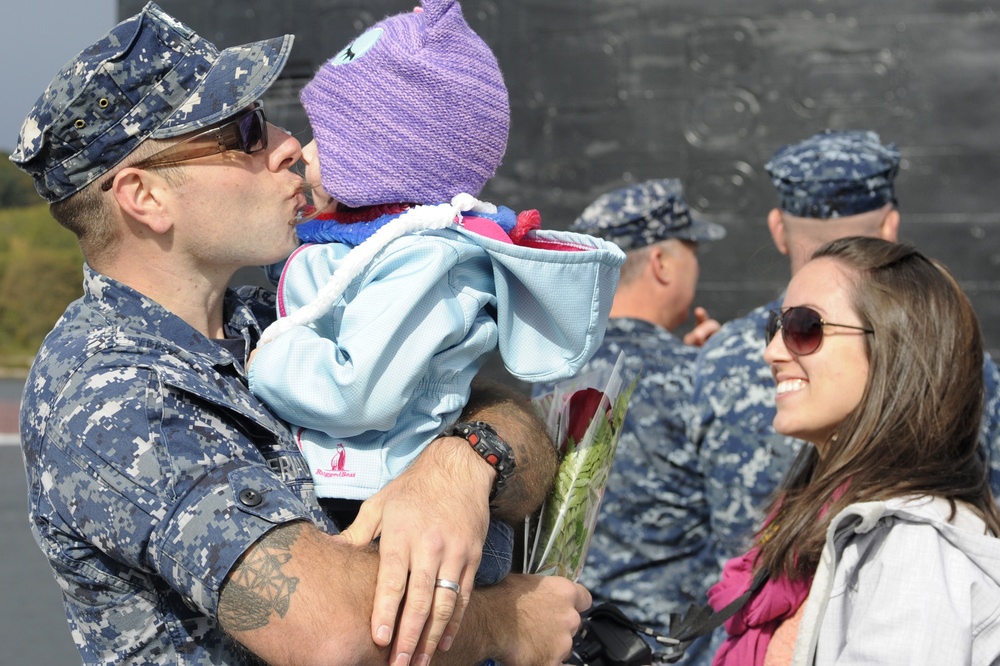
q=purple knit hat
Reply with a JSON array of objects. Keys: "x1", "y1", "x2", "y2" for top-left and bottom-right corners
[{"x1": 301, "y1": 0, "x2": 509, "y2": 208}]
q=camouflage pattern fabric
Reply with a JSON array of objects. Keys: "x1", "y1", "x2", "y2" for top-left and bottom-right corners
[
  {"x1": 570, "y1": 178, "x2": 726, "y2": 251},
  {"x1": 689, "y1": 298, "x2": 800, "y2": 562},
  {"x1": 20, "y1": 265, "x2": 332, "y2": 664},
  {"x1": 691, "y1": 296, "x2": 1000, "y2": 567},
  {"x1": 536, "y1": 317, "x2": 719, "y2": 664},
  {"x1": 981, "y1": 363, "x2": 1000, "y2": 495},
  {"x1": 764, "y1": 129, "x2": 901, "y2": 219}
]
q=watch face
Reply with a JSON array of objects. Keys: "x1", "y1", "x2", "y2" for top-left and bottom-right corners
[{"x1": 447, "y1": 421, "x2": 516, "y2": 497}]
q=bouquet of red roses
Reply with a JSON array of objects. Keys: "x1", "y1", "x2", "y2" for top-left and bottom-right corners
[{"x1": 524, "y1": 351, "x2": 637, "y2": 581}]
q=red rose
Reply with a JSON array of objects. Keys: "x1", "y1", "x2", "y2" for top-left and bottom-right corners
[{"x1": 562, "y1": 388, "x2": 611, "y2": 453}]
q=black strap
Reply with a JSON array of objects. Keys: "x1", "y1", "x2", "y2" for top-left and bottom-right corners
[
  {"x1": 658, "y1": 571, "x2": 769, "y2": 662},
  {"x1": 569, "y1": 572, "x2": 770, "y2": 665},
  {"x1": 672, "y1": 571, "x2": 768, "y2": 640},
  {"x1": 570, "y1": 604, "x2": 660, "y2": 666}
]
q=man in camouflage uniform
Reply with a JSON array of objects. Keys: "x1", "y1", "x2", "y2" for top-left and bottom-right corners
[
  {"x1": 691, "y1": 128, "x2": 1000, "y2": 575},
  {"x1": 10, "y1": 4, "x2": 591, "y2": 665},
  {"x1": 539, "y1": 178, "x2": 725, "y2": 663}
]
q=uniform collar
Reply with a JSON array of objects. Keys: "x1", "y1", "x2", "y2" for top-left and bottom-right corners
[{"x1": 81, "y1": 264, "x2": 265, "y2": 367}]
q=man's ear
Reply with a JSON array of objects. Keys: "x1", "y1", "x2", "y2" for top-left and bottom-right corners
[
  {"x1": 767, "y1": 208, "x2": 789, "y2": 256},
  {"x1": 879, "y1": 208, "x2": 900, "y2": 242},
  {"x1": 110, "y1": 169, "x2": 173, "y2": 235},
  {"x1": 649, "y1": 243, "x2": 672, "y2": 285}
]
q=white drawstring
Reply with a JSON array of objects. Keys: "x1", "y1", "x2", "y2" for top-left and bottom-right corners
[{"x1": 259, "y1": 193, "x2": 493, "y2": 345}]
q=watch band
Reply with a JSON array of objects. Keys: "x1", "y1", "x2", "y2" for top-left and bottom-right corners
[{"x1": 440, "y1": 420, "x2": 516, "y2": 500}]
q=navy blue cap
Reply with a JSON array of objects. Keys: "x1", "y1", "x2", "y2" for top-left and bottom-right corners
[
  {"x1": 764, "y1": 129, "x2": 901, "y2": 219},
  {"x1": 570, "y1": 178, "x2": 726, "y2": 252},
  {"x1": 10, "y1": 2, "x2": 294, "y2": 203}
]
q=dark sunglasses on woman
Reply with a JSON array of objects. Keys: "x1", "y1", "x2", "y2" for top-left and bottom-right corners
[
  {"x1": 766, "y1": 306, "x2": 874, "y2": 356},
  {"x1": 101, "y1": 102, "x2": 268, "y2": 192}
]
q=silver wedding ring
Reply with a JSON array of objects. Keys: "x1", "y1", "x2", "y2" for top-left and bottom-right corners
[{"x1": 434, "y1": 578, "x2": 461, "y2": 594}]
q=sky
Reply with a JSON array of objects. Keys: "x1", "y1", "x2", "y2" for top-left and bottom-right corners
[{"x1": 1, "y1": 1, "x2": 118, "y2": 153}]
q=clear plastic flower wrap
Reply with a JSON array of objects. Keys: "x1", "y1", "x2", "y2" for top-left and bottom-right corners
[{"x1": 524, "y1": 351, "x2": 638, "y2": 581}]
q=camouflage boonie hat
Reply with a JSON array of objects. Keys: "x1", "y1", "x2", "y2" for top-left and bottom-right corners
[
  {"x1": 9, "y1": 1, "x2": 294, "y2": 203},
  {"x1": 764, "y1": 129, "x2": 901, "y2": 219},
  {"x1": 570, "y1": 178, "x2": 726, "y2": 252}
]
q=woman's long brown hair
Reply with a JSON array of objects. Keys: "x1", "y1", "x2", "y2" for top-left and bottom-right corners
[{"x1": 756, "y1": 236, "x2": 1000, "y2": 580}]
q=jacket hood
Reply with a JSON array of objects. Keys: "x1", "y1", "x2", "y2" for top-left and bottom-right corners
[{"x1": 833, "y1": 495, "x2": 1000, "y2": 585}]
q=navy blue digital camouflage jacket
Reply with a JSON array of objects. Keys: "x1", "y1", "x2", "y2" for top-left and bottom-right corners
[{"x1": 20, "y1": 265, "x2": 334, "y2": 665}]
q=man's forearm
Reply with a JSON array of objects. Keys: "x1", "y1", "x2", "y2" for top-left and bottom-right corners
[
  {"x1": 220, "y1": 523, "x2": 389, "y2": 666},
  {"x1": 462, "y1": 379, "x2": 558, "y2": 522},
  {"x1": 219, "y1": 524, "x2": 505, "y2": 665},
  {"x1": 219, "y1": 522, "x2": 587, "y2": 666}
]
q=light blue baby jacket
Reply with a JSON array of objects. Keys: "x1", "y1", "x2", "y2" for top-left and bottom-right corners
[{"x1": 249, "y1": 217, "x2": 624, "y2": 499}]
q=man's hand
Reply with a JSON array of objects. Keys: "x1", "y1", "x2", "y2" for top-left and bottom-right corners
[
  {"x1": 339, "y1": 379, "x2": 558, "y2": 666},
  {"x1": 683, "y1": 306, "x2": 721, "y2": 347},
  {"x1": 339, "y1": 435, "x2": 493, "y2": 666},
  {"x1": 471, "y1": 573, "x2": 593, "y2": 665}
]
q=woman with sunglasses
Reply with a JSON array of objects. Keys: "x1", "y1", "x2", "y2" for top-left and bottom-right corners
[{"x1": 708, "y1": 236, "x2": 1000, "y2": 665}]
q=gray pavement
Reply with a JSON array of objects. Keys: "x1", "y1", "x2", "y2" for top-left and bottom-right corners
[
  {"x1": 1, "y1": 445, "x2": 80, "y2": 664},
  {"x1": 0, "y1": 376, "x2": 78, "y2": 663}
]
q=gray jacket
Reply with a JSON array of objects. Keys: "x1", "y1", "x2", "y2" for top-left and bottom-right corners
[{"x1": 792, "y1": 496, "x2": 1000, "y2": 665}]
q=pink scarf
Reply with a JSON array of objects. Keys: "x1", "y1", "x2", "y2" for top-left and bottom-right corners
[{"x1": 707, "y1": 547, "x2": 811, "y2": 666}]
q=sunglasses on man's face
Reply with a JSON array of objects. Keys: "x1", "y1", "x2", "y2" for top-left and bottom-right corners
[
  {"x1": 101, "y1": 103, "x2": 268, "y2": 192},
  {"x1": 765, "y1": 306, "x2": 874, "y2": 356}
]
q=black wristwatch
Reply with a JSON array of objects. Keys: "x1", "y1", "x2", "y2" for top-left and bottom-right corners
[{"x1": 440, "y1": 420, "x2": 516, "y2": 500}]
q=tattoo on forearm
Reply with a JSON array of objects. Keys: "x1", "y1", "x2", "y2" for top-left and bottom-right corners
[{"x1": 219, "y1": 523, "x2": 302, "y2": 632}]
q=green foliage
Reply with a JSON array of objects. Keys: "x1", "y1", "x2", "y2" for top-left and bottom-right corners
[
  {"x1": 0, "y1": 151, "x2": 42, "y2": 208},
  {"x1": 0, "y1": 204, "x2": 83, "y2": 367}
]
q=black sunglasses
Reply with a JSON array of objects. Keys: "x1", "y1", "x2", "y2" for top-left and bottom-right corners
[
  {"x1": 101, "y1": 103, "x2": 268, "y2": 192},
  {"x1": 765, "y1": 306, "x2": 874, "y2": 356}
]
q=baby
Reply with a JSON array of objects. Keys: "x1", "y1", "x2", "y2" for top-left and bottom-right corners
[{"x1": 249, "y1": 0, "x2": 624, "y2": 585}]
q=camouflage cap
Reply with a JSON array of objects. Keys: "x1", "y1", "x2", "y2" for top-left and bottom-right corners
[
  {"x1": 764, "y1": 129, "x2": 901, "y2": 219},
  {"x1": 570, "y1": 178, "x2": 726, "y2": 252},
  {"x1": 9, "y1": 2, "x2": 294, "y2": 203}
]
